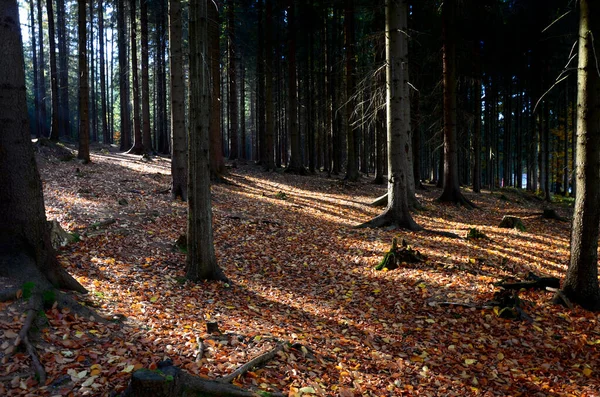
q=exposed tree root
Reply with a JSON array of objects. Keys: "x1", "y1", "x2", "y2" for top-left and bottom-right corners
[
  {"x1": 12, "y1": 294, "x2": 47, "y2": 384},
  {"x1": 370, "y1": 193, "x2": 388, "y2": 207},
  {"x1": 355, "y1": 210, "x2": 422, "y2": 231},
  {"x1": 437, "y1": 189, "x2": 477, "y2": 209},
  {"x1": 125, "y1": 343, "x2": 287, "y2": 397}
]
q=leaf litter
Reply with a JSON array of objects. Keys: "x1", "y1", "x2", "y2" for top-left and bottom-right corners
[{"x1": 0, "y1": 148, "x2": 598, "y2": 396}]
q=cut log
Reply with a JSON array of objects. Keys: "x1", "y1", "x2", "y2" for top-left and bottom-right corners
[{"x1": 498, "y1": 215, "x2": 526, "y2": 231}]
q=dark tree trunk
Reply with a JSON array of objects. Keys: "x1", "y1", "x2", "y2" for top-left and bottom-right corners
[
  {"x1": 0, "y1": 0, "x2": 85, "y2": 294},
  {"x1": 46, "y1": 0, "x2": 60, "y2": 141},
  {"x1": 561, "y1": 0, "x2": 600, "y2": 311},
  {"x1": 285, "y1": 0, "x2": 305, "y2": 174},
  {"x1": 118, "y1": 0, "x2": 131, "y2": 150},
  {"x1": 472, "y1": 42, "x2": 482, "y2": 193},
  {"x1": 208, "y1": 0, "x2": 226, "y2": 181},
  {"x1": 140, "y1": 0, "x2": 151, "y2": 153},
  {"x1": 89, "y1": 0, "x2": 96, "y2": 143},
  {"x1": 29, "y1": 0, "x2": 41, "y2": 138},
  {"x1": 99, "y1": 0, "x2": 109, "y2": 144},
  {"x1": 227, "y1": 0, "x2": 238, "y2": 160},
  {"x1": 256, "y1": 0, "x2": 265, "y2": 164},
  {"x1": 56, "y1": 0, "x2": 70, "y2": 139},
  {"x1": 264, "y1": 0, "x2": 275, "y2": 170},
  {"x1": 169, "y1": 0, "x2": 187, "y2": 199},
  {"x1": 187, "y1": 0, "x2": 227, "y2": 282},
  {"x1": 77, "y1": 0, "x2": 90, "y2": 163},
  {"x1": 128, "y1": 0, "x2": 144, "y2": 154},
  {"x1": 438, "y1": 0, "x2": 472, "y2": 207},
  {"x1": 344, "y1": 0, "x2": 359, "y2": 181},
  {"x1": 36, "y1": 0, "x2": 49, "y2": 138}
]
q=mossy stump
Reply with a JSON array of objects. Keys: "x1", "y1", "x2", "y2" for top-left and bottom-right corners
[
  {"x1": 498, "y1": 216, "x2": 526, "y2": 231},
  {"x1": 375, "y1": 238, "x2": 424, "y2": 271}
]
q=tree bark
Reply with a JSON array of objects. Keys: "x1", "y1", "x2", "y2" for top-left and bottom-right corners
[
  {"x1": 140, "y1": 0, "x2": 151, "y2": 152},
  {"x1": 209, "y1": 0, "x2": 226, "y2": 180},
  {"x1": 285, "y1": 0, "x2": 305, "y2": 174},
  {"x1": 29, "y1": 0, "x2": 40, "y2": 138},
  {"x1": 357, "y1": 0, "x2": 419, "y2": 231},
  {"x1": 264, "y1": 0, "x2": 275, "y2": 170},
  {"x1": 128, "y1": 0, "x2": 144, "y2": 154},
  {"x1": 77, "y1": 0, "x2": 90, "y2": 163},
  {"x1": 118, "y1": 0, "x2": 131, "y2": 150},
  {"x1": 56, "y1": 0, "x2": 70, "y2": 139},
  {"x1": 36, "y1": 0, "x2": 49, "y2": 138},
  {"x1": 438, "y1": 0, "x2": 473, "y2": 207},
  {"x1": 561, "y1": 0, "x2": 600, "y2": 311},
  {"x1": 169, "y1": 0, "x2": 187, "y2": 199},
  {"x1": 0, "y1": 0, "x2": 85, "y2": 293},
  {"x1": 344, "y1": 0, "x2": 359, "y2": 181},
  {"x1": 46, "y1": 0, "x2": 60, "y2": 141},
  {"x1": 187, "y1": 0, "x2": 227, "y2": 281},
  {"x1": 227, "y1": 0, "x2": 239, "y2": 160},
  {"x1": 99, "y1": 0, "x2": 109, "y2": 144}
]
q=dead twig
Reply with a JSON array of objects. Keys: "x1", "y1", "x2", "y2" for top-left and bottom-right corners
[{"x1": 218, "y1": 342, "x2": 286, "y2": 384}]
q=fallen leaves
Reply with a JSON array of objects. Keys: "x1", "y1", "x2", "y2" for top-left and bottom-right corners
[{"x1": 1, "y1": 150, "x2": 598, "y2": 396}]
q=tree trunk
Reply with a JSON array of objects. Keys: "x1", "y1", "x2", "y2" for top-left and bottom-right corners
[
  {"x1": 357, "y1": 0, "x2": 419, "y2": 231},
  {"x1": 561, "y1": 0, "x2": 600, "y2": 311},
  {"x1": 77, "y1": 0, "x2": 90, "y2": 163},
  {"x1": 344, "y1": 0, "x2": 359, "y2": 181},
  {"x1": 118, "y1": 0, "x2": 131, "y2": 150},
  {"x1": 29, "y1": 0, "x2": 41, "y2": 138},
  {"x1": 0, "y1": 0, "x2": 85, "y2": 294},
  {"x1": 227, "y1": 0, "x2": 238, "y2": 160},
  {"x1": 128, "y1": 0, "x2": 144, "y2": 154},
  {"x1": 169, "y1": 0, "x2": 187, "y2": 199},
  {"x1": 264, "y1": 0, "x2": 275, "y2": 170},
  {"x1": 89, "y1": 0, "x2": 96, "y2": 143},
  {"x1": 285, "y1": 0, "x2": 305, "y2": 174},
  {"x1": 438, "y1": 0, "x2": 472, "y2": 207},
  {"x1": 209, "y1": 0, "x2": 226, "y2": 180},
  {"x1": 187, "y1": 0, "x2": 227, "y2": 281},
  {"x1": 36, "y1": 0, "x2": 49, "y2": 138},
  {"x1": 46, "y1": 0, "x2": 60, "y2": 141},
  {"x1": 56, "y1": 0, "x2": 70, "y2": 139},
  {"x1": 140, "y1": 0, "x2": 151, "y2": 152},
  {"x1": 99, "y1": 0, "x2": 109, "y2": 144},
  {"x1": 472, "y1": 42, "x2": 482, "y2": 193}
]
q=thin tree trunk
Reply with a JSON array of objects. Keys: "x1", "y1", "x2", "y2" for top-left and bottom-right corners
[
  {"x1": 141, "y1": 0, "x2": 151, "y2": 152},
  {"x1": 99, "y1": 0, "x2": 109, "y2": 144},
  {"x1": 344, "y1": 0, "x2": 359, "y2": 181},
  {"x1": 77, "y1": 0, "x2": 90, "y2": 162},
  {"x1": 46, "y1": 0, "x2": 60, "y2": 141},
  {"x1": 118, "y1": 0, "x2": 131, "y2": 150},
  {"x1": 36, "y1": 0, "x2": 48, "y2": 138},
  {"x1": 264, "y1": 0, "x2": 275, "y2": 170},
  {"x1": 227, "y1": 0, "x2": 238, "y2": 160},
  {"x1": 29, "y1": 0, "x2": 41, "y2": 138},
  {"x1": 128, "y1": 0, "x2": 143, "y2": 153},
  {"x1": 209, "y1": 0, "x2": 225, "y2": 180},
  {"x1": 56, "y1": 0, "x2": 70, "y2": 139},
  {"x1": 285, "y1": 0, "x2": 304, "y2": 174},
  {"x1": 169, "y1": 0, "x2": 187, "y2": 199}
]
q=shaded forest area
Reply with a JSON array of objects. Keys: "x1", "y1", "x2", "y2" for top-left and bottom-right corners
[{"x1": 1, "y1": 0, "x2": 600, "y2": 395}]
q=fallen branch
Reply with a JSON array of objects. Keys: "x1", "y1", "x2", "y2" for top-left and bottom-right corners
[
  {"x1": 548, "y1": 287, "x2": 574, "y2": 309},
  {"x1": 428, "y1": 301, "x2": 493, "y2": 310},
  {"x1": 219, "y1": 342, "x2": 285, "y2": 384},
  {"x1": 495, "y1": 273, "x2": 560, "y2": 291},
  {"x1": 0, "y1": 287, "x2": 20, "y2": 302},
  {"x1": 125, "y1": 342, "x2": 288, "y2": 397}
]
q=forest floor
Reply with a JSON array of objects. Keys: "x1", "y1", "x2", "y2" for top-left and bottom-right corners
[{"x1": 1, "y1": 145, "x2": 599, "y2": 396}]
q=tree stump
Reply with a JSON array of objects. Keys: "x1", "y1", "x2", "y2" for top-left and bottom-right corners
[
  {"x1": 375, "y1": 238, "x2": 424, "y2": 270},
  {"x1": 542, "y1": 208, "x2": 566, "y2": 221},
  {"x1": 498, "y1": 216, "x2": 526, "y2": 231}
]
